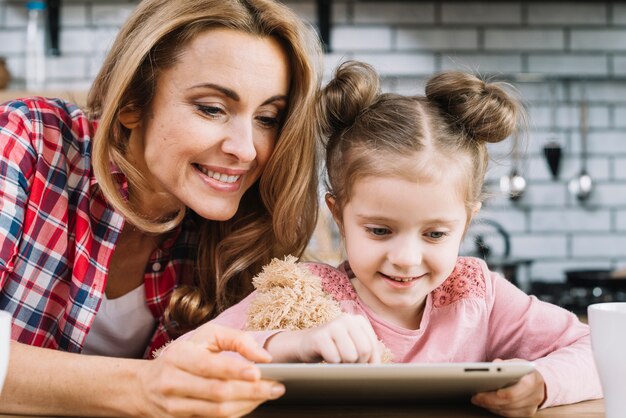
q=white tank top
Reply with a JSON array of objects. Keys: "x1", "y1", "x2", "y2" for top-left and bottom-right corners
[{"x1": 82, "y1": 284, "x2": 157, "y2": 358}]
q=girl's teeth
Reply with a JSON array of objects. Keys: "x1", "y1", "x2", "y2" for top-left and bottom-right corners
[
  {"x1": 389, "y1": 276, "x2": 414, "y2": 282},
  {"x1": 197, "y1": 165, "x2": 240, "y2": 183}
]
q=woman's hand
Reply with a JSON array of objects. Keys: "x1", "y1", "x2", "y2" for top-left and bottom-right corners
[
  {"x1": 266, "y1": 313, "x2": 382, "y2": 364},
  {"x1": 471, "y1": 359, "x2": 546, "y2": 417},
  {"x1": 138, "y1": 323, "x2": 286, "y2": 418}
]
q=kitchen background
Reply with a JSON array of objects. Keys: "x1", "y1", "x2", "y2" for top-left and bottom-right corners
[{"x1": 1, "y1": 0, "x2": 626, "y2": 309}]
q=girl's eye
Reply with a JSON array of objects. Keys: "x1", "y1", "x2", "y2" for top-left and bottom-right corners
[
  {"x1": 427, "y1": 231, "x2": 447, "y2": 239},
  {"x1": 196, "y1": 105, "x2": 223, "y2": 117},
  {"x1": 368, "y1": 227, "x2": 390, "y2": 237}
]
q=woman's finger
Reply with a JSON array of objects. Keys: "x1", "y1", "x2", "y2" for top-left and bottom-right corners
[
  {"x1": 189, "y1": 323, "x2": 272, "y2": 363},
  {"x1": 155, "y1": 396, "x2": 268, "y2": 418},
  {"x1": 151, "y1": 365, "x2": 285, "y2": 402},
  {"x1": 161, "y1": 340, "x2": 264, "y2": 382}
]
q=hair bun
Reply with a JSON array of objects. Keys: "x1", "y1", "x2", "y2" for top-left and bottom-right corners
[
  {"x1": 318, "y1": 61, "x2": 380, "y2": 138},
  {"x1": 425, "y1": 71, "x2": 520, "y2": 144}
]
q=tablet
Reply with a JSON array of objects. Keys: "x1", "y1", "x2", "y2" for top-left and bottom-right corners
[{"x1": 259, "y1": 361, "x2": 535, "y2": 403}]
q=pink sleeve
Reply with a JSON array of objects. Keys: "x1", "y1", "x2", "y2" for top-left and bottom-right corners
[
  {"x1": 485, "y1": 269, "x2": 602, "y2": 407},
  {"x1": 174, "y1": 291, "x2": 282, "y2": 356}
]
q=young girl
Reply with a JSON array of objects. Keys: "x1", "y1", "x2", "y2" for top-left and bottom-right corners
[{"x1": 204, "y1": 61, "x2": 602, "y2": 417}]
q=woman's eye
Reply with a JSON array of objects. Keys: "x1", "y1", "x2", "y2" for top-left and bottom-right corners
[
  {"x1": 257, "y1": 115, "x2": 280, "y2": 129},
  {"x1": 196, "y1": 105, "x2": 223, "y2": 117},
  {"x1": 368, "y1": 227, "x2": 390, "y2": 236}
]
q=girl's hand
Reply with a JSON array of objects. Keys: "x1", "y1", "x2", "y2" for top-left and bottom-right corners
[
  {"x1": 470, "y1": 359, "x2": 546, "y2": 418},
  {"x1": 266, "y1": 313, "x2": 382, "y2": 364},
  {"x1": 138, "y1": 323, "x2": 286, "y2": 418}
]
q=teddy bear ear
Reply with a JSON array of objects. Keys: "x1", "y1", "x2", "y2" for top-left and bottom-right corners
[{"x1": 252, "y1": 255, "x2": 303, "y2": 290}]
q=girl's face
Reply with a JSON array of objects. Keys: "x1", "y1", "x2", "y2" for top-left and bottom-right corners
[
  {"x1": 122, "y1": 28, "x2": 290, "y2": 221},
  {"x1": 330, "y1": 170, "x2": 469, "y2": 329}
]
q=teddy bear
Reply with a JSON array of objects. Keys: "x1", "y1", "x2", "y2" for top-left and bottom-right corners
[{"x1": 245, "y1": 255, "x2": 393, "y2": 362}]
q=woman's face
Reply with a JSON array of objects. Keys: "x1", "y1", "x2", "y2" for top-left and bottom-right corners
[{"x1": 122, "y1": 28, "x2": 290, "y2": 221}]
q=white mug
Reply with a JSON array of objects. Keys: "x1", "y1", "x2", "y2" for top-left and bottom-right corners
[
  {"x1": 587, "y1": 302, "x2": 626, "y2": 418},
  {"x1": 0, "y1": 310, "x2": 11, "y2": 396}
]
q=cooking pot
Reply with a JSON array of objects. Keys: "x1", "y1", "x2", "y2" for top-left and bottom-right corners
[{"x1": 565, "y1": 269, "x2": 626, "y2": 291}]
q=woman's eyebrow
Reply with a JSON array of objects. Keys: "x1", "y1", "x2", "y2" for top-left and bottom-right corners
[
  {"x1": 188, "y1": 83, "x2": 240, "y2": 101},
  {"x1": 188, "y1": 84, "x2": 287, "y2": 106}
]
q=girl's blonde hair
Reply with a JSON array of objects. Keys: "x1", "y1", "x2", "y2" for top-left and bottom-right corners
[
  {"x1": 88, "y1": 0, "x2": 322, "y2": 332},
  {"x1": 320, "y1": 61, "x2": 522, "y2": 218}
]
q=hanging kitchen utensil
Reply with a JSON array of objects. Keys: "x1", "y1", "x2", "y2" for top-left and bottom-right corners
[
  {"x1": 543, "y1": 81, "x2": 562, "y2": 180},
  {"x1": 500, "y1": 133, "x2": 526, "y2": 201},
  {"x1": 568, "y1": 85, "x2": 593, "y2": 202}
]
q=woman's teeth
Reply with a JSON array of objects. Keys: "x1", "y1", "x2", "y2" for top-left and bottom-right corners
[{"x1": 196, "y1": 165, "x2": 240, "y2": 183}]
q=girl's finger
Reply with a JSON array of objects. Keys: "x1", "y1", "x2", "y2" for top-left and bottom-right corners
[
  {"x1": 347, "y1": 322, "x2": 379, "y2": 363},
  {"x1": 330, "y1": 328, "x2": 360, "y2": 363}
]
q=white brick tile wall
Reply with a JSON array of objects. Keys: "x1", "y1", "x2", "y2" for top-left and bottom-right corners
[
  {"x1": 613, "y1": 55, "x2": 626, "y2": 75},
  {"x1": 441, "y1": 3, "x2": 521, "y2": 25},
  {"x1": 2, "y1": 0, "x2": 626, "y2": 284},
  {"x1": 354, "y1": 2, "x2": 435, "y2": 24},
  {"x1": 331, "y1": 1, "x2": 348, "y2": 24},
  {"x1": 352, "y1": 52, "x2": 435, "y2": 76},
  {"x1": 527, "y1": 3, "x2": 607, "y2": 25},
  {"x1": 572, "y1": 235, "x2": 626, "y2": 257},
  {"x1": 527, "y1": 54, "x2": 608, "y2": 76},
  {"x1": 442, "y1": 53, "x2": 522, "y2": 74},
  {"x1": 392, "y1": 77, "x2": 426, "y2": 95},
  {"x1": 613, "y1": 4, "x2": 626, "y2": 25},
  {"x1": 331, "y1": 27, "x2": 392, "y2": 51},
  {"x1": 0, "y1": 29, "x2": 24, "y2": 54},
  {"x1": 528, "y1": 104, "x2": 610, "y2": 129},
  {"x1": 396, "y1": 29, "x2": 478, "y2": 51},
  {"x1": 616, "y1": 210, "x2": 626, "y2": 230},
  {"x1": 61, "y1": 4, "x2": 88, "y2": 27},
  {"x1": 591, "y1": 184, "x2": 626, "y2": 206},
  {"x1": 46, "y1": 55, "x2": 86, "y2": 79},
  {"x1": 4, "y1": 3, "x2": 27, "y2": 28},
  {"x1": 484, "y1": 29, "x2": 564, "y2": 51},
  {"x1": 530, "y1": 209, "x2": 611, "y2": 232},
  {"x1": 613, "y1": 157, "x2": 626, "y2": 179},
  {"x1": 91, "y1": 4, "x2": 135, "y2": 26},
  {"x1": 512, "y1": 235, "x2": 568, "y2": 259},
  {"x1": 59, "y1": 29, "x2": 94, "y2": 54},
  {"x1": 282, "y1": 2, "x2": 317, "y2": 24},
  {"x1": 571, "y1": 30, "x2": 626, "y2": 52},
  {"x1": 475, "y1": 210, "x2": 527, "y2": 232}
]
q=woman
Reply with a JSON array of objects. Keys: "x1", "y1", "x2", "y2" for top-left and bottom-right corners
[{"x1": 0, "y1": 0, "x2": 322, "y2": 416}]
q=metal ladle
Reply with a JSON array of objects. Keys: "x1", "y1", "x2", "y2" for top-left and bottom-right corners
[{"x1": 568, "y1": 90, "x2": 593, "y2": 202}]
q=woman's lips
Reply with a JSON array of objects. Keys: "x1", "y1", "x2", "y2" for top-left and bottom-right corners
[{"x1": 193, "y1": 163, "x2": 244, "y2": 191}]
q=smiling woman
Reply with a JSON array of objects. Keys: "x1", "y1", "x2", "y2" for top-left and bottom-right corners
[{"x1": 0, "y1": 0, "x2": 323, "y2": 416}]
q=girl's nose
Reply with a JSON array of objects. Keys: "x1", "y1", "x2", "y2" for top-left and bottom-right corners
[
  {"x1": 388, "y1": 238, "x2": 423, "y2": 269},
  {"x1": 221, "y1": 118, "x2": 256, "y2": 162}
]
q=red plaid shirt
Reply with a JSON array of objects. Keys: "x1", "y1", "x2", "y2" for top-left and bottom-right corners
[{"x1": 0, "y1": 97, "x2": 198, "y2": 358}]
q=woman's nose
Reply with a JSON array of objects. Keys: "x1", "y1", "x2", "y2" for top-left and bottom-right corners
[{"x1": 221, "y1": 118, "x2": 256, "y2": 162}]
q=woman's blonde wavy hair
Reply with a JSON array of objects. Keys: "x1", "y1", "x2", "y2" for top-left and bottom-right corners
[{"x1": 87, "y1": 0, "x2": 323, "y2": 333}]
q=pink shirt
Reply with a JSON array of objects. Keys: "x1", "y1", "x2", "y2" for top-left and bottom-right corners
[{"x1": 208, "y1": 256, "x2": 602, "y2": 408}]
